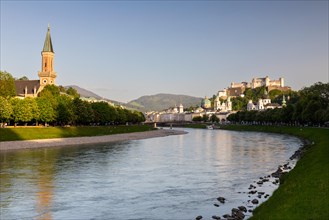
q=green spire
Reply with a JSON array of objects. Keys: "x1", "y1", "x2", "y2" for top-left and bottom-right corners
[{"x1": 42, "y1": 24, "x2": 54, "y2": 53}]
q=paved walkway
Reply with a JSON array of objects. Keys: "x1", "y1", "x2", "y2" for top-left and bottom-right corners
[{"x1": 0, "y1": 129, "x2": 187, "y2": 151}]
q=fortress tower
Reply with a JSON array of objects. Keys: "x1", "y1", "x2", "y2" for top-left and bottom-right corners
[{"x1": 38, "y1": 25, "x2": 57, "y2": 88}]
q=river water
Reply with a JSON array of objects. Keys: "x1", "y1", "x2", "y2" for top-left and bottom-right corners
[{"x1": 0, "y1": 128, "x2": 302, "y2": 220}]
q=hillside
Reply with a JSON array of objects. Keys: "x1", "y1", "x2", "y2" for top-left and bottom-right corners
[
  {"x1": 65, "y1": 85, "x2": 103, "y2": 99},
  {"x1": 127, "y1": 93, "x2": 202, "y2": 111}
]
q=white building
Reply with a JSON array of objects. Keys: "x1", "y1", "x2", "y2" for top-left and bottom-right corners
[{"x1": 214, "y1": 96, "x2": 232, "y2": 112}]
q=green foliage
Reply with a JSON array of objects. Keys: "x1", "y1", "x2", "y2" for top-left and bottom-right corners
[
  {"x1": 192, "y1": 116, "x2": 203, "y2": 122},
  {"x1": 39, "y1": 84, "x2": 60, "y2": 97},
  {"x1": 36, "y1": 97, "x2": 55, "y2": 124},
  {"x1": 66, "y1": 87, "x2": 80, "y2": 98},
  {"x1": 210, "y1": 114, "x2": 219, "y2": 123},
  {"x1": 202, "y1": 114, "x2": 209, "y2": 122},
  {"x1": 25, "y1": 98, "x2": 40, "y2": 122},
  {"x1": 231, "y1": 97, "x2": 248, "y2": 111},
  {"x1": 91, "y1": 102, "x2": 114, "y2": 124},
  {"x1": 10, "y1": 98, "x2": 33, "y2": 124},
  {"x1": 56, "y1": 95, "x2": 75, "y2": 125},
  {"x1": 0, "y1": 125, "x2": 154, "y2": 141},
  {"x1": 17, "y1": 76, "x2": 29, "y2": 80},
  {"x1": 244, "y1": 86, "x2": 266, "y2": 102},
  {"x1": 73, "y1": 98, "x2": 94, "y2": 124},
  {"x1": 228, "y1": 82, "x2": 329, "y2": 125},
  {"x1": 0, "y1": 97, "x2": 12, "y2": 122},
  {"x1": 0, "y1": 71, "x2": 16, "y2": 98}
]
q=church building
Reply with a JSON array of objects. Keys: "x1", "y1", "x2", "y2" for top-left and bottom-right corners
[{"x1": 14, "y1": 25, "x2": 57, "y2": 98}]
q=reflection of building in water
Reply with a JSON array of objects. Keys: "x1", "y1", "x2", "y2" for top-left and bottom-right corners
[{"x1": 36, "y1": 150, "x2": 55, "y2": 220}]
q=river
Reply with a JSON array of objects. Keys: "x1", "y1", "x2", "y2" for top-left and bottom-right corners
[{"x1": 0, "y1": 128, "x2": 302, "y2": 220}]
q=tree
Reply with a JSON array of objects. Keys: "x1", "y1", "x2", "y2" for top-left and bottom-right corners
[
  {"x1": 66, "y1": 87, "x2": 80, "y2": 98},
  {"x1": 116, "y1": 107, "x2": 127, "y2": 124},
  {"x1": 91, "y1": 102, "x2": 112, "y2": 124},
  {"x1": 39, "y1": 84, "x2": 60, "y2": 97},
  {"x1": 202, "y1": 114, "x2": 209, "y2": 122},
  {"x1": 192, "y1": 116, "x2": 203, "y2": 122},
  {"x1": 11, "y1": 98, "x2": 33, "y2": 125},
  {"x1": 25, "y1": 98, "x2": 40, "y2": 124},
  {"x1": 73, "y1": 98, "x2": 94, "y2": 125},
  {"x1": 0, "y1": 97, "x2": 12, "y2": 123},
  {"x1": 36, "y1": 97, "x2": 55, "y2": 125},
  {"x1": 56, "y1": 96, "x2": 75, "y2": 125},
  {"x1": 0, "y1": 71, "x2": 16, "y2": 98},
  {"x1": 17, "y1": 76, "x2": 29, "y2": 80},
  {"x1": 210, "y1": 114, "x2": 219, "y2": 123}
]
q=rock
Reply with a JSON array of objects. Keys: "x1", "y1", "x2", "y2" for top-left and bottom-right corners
[
  {"x1": 196, "y1": 216, "x2": 203, "y2": 220},
  {"x1": 258, "y1": 192, "x2": 265, "y2": 195},
  {"x1": 217, "y1": 196, "x2": 226, "y2": 203},
  {"x1": 238, "y1": 206, "x2": 247, "y2": 212},
  {"x1": 271, "y1": 167, "x2": 283, "y2": 178},
  {"x1": 248, "y1": 209, "x2": 253, "y2": 213},
  {"x1": 248, "y1": 190, "x2": 257, "y2": 194},
  {"x1": 236, "y1": 211, "x2": 245, "y2": 220},
  {"x1": 212, "y1": 215, "x2": 221, "y2": 220},
  {"x1": 222, "y1": 214, "x2": 231, "y2": 218},
  {"x1": 214, "y1": 203, "x2": 219, "y2": 207},
  {"x1": 257, "y1": 194, "x2": 262, "y2": 199},
  {"x1": 231, "y1": 208, "x2": 245, "y2": 220},
  {"x1": 251, "y1": 199, "x2": 259, "y2": 204}
]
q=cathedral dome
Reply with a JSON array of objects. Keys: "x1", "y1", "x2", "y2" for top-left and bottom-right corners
[{"x1": 201, "y1": 96, "x2": 211, "y2": 109}]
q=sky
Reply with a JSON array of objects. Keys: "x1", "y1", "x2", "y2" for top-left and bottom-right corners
[{"x1": 1, "y1": 0, "x2": 328, "y2": 103}]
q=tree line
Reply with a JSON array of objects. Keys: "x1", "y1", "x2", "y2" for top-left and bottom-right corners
[
  {"x1": 0, "y1": 71, "x2": 145, "y2": 126},
  {"x1": 227, "y1": 82, "x2": 329, "y2": 126}
]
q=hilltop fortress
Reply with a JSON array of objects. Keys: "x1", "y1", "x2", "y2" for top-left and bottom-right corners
[{"x1": 223, "y1": 76, "x2": 291, "y2": 98}]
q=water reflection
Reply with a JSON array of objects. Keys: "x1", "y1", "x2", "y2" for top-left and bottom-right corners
[{"x1": 0, "y1": 129, "x2": 301, "y2": 220}]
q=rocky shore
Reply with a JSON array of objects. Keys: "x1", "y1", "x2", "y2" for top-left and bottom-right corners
[
  {"x1": 0, "y1": 129, "x2": 187, "y2": 151},
  {"x1": 195, "y1": 140, "x2": 308, "y2": 220}
]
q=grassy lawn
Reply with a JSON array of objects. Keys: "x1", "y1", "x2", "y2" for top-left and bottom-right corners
[
  {"x1": 0, "y1": 125, "x2": 154, "y2": 142},
  {"x1": 221, "y1": 125, "x2": 329, "y2": 220}
]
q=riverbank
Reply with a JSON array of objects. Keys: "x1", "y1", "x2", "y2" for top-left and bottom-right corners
[
  {"x1": 0, "y1": 125, "x2": 155, "y2": 142},
  {"x1": 0, "y1": 129, "x2": 187, "y2": 151},
  {"x1": 220, "y1": 125, "x2": 329, "y2": 220}
]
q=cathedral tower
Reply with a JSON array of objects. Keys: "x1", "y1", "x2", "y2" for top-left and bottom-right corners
[{"x1": 38, "y1": 25, "x2": 57, "y2": 87}]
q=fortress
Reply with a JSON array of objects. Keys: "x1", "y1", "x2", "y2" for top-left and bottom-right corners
[{"x1": 226, "y1": 76, "x2": 291, "y2": 97}]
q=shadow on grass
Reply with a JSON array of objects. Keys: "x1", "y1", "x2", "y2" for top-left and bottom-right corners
[{"x1": 0, "y1": 128, "x2": 23, "y2": 141}]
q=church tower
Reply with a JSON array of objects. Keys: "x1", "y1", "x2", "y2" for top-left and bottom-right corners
[{"x1": 38, "y1": 25, "x2": 57, "y2": 87}]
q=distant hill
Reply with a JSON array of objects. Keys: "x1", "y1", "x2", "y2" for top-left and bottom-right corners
[
  {"x1": 65, "y1": 85, "x2": 103, "y2": 100},
  {"x1": 127, "y1": 93, "x2": 202, "y2": 111},
  {"x1": 64, "y1": 85, "x2": 128, "y2": 107}
]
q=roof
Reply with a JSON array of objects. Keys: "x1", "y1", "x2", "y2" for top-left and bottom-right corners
[
  {"x1": 43, "y1": 25, "x2": 54, "y2": 53},
  {"x1": 14, "y1": 80, "x2": 40, "y2": 96}
]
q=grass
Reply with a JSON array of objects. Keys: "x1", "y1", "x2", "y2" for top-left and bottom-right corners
[
  {"x1": 179, "y1": 123, "x2": 208, "y2": 129},
  {"x1": 0, "y1": 125, "x2": 155, "y2": 142},
  {"x1": 220, "y1": 125, "x2": 329, "y2": 220}
]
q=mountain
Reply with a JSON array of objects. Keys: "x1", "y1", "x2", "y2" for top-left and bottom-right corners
[
  {"x1": 127, "y1": 93, "x2": 203, "y2": 112},
  {"x1": 65, "y1": 85, "x2": 103, "y2": 99}
]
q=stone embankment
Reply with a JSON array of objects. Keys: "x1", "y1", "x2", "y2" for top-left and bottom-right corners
[{"x1": 0, "y1": 129, "x2": 187, "y2": 151}]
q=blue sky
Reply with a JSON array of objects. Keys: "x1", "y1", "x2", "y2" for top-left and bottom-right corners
[{"x1": 1, "y1": 1, "x2": 328, "y2": 102}]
